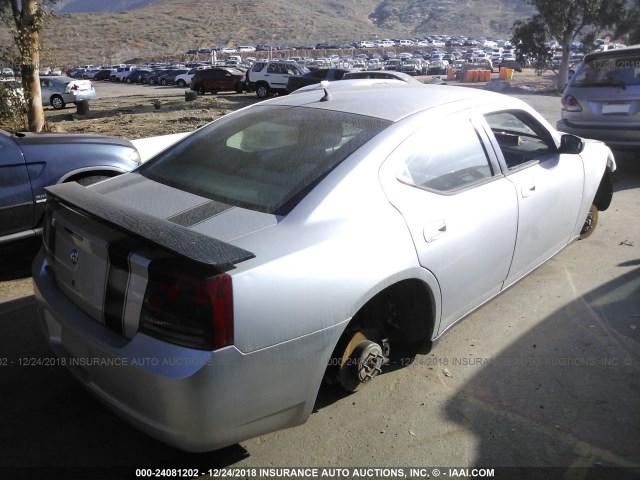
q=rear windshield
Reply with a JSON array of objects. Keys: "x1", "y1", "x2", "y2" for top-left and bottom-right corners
[
  {"x1": 139, "y1": 105, "x2": 390, "y2": 215},
  {"x1": 571, "y1": 53, "x2": 640, "y2": 87}
]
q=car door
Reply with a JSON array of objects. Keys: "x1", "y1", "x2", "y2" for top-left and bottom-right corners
[
  {"x1": 266, "y1": 62, "x2": 298, "y2": 90},
  {"x1": 379, "y1": 114, "x2": 519, "y2": 334},
  {"x1": 40, "y1": 78, "x2": 53, "y2": 105},
  {"x1": 482, "y1": 110, "x2": 585, "y2": 287},
  {"x1": 0, "y1": 132, "x2": 33, "y2": 240}
]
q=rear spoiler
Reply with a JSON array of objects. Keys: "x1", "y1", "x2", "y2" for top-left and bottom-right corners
[{"x1": 45, "y1": 182, "x2": 255, "y2": 268}]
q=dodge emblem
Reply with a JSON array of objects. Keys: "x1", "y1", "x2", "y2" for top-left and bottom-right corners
[{"x1": 70, "y1": 249, "x2": 79, "y2": 265}]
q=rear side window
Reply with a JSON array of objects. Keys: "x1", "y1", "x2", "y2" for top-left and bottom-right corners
[
  {"x1": 571, "y1": 54, "x2": 640, "y2": 87},
  {"x1": 139, "y1": 106, "x2": 390, "y2": 215},
  {"x1": 395, "y1": 118, "x2": 493, "y2": 192}
]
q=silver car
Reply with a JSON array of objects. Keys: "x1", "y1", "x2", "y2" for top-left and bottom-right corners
[
  {"x1": 557, "y1": 45, "x2": 640, "y2": 150},
  {"x1": 40, "y1": 75, "x2": 96, "y2": 110},
  {"x1": 33, "y1": 84, "x2": 615, "y2": 452}
]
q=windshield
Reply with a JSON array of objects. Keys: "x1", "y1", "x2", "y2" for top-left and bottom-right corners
[
  {"x1": 139, "y1": 105, "x2": 390, "y2": 215},
  {"x1": 571, "y1": 54, "x2": 640, "y2": 87}
]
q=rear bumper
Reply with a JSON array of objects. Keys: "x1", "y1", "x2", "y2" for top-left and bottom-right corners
[
  {"x1": 32, "y1": 251, "x2": 341, "y2": 452},
  {"x1": 557, "y1": 119, "x2": 640, "y2": 150},
  {"x1": 62, "y1": 89, "x2": 96, "y2": 103}
]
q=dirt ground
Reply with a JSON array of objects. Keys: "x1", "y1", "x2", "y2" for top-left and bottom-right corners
[
  {"x1": 44, "y1": 88, "x2": 256, "y2": 139},
  {"x1": 42, "y1": 69, "x2": 560, "y2": 140}
]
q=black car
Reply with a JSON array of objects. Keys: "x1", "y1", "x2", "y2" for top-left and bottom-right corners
[
  {"x1": 94, "y1": 69, "x2": 114, "y2": 81},
  {"x1": 158, "y1": 69, "x2": 190, "y2": 86},
  {"x1": 125, "y1": 69, "x2": 153, "y2": 83},
  {"x1": 0, "y1": 129, "x2": 141, "y2": 245},
  {"x1": 144, "y1": 69, "x2": 172, "y2": 85},
  {"x1": 285, "y1": 68, "x2": 350, "y2": 93}
]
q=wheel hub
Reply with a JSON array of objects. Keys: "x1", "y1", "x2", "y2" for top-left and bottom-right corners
[{"x1": 337, "y1": 331, "x2": 389, "y2": 392}]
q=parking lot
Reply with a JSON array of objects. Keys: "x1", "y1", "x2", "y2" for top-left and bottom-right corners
[{"x1": 0, "y1": 91, "x2": 639, "y2": 479}]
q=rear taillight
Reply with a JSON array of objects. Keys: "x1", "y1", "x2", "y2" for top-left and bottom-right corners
[
  {"x1": 140, "y1": 263, "x2": 233, "y2": 350},
  {"x1": 561, "y1": 95, "x2": 582, "y2": 112}
]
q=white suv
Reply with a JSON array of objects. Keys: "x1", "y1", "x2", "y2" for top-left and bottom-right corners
[
  {"x1": 111, "y1": 66, "x2": 137, "y2": 82},
  {"x1": 247, "y1": 60, "x2": 308, "y2": 98}
]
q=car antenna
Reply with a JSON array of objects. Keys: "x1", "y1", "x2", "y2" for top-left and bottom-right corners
[{"x1": 319, "y1": 80, "x2": 331, "y2": 102}]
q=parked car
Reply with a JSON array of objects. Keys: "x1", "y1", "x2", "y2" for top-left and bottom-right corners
[
  {"x1": 174, "y1": 67, "x2": 208, "y2": 88},
  {"x1": 401, "y1": 58, "x2": 426, "y2": 75},
  {"x1": 39, "y1": 76, "x2": 96, "y2": 110},
  {"x1": 285, "y1": 68, "x2": 350, "y2": 93},
  {"x1": 247, "y1": 60, "x2": 309, "y2": 98},
  {"x1": 144, "y1": 69, "x2": 173, "y2": 85},
  {"x1": 499, "y1": 59, "x2": 523, "y2": 72},
  {"x1": 557, "y1": 45, "x2": 640, "y2": 151},
  {"x1": 1, "y1": 67, "x2": 15, "y2": 78},
  {"x1": 341, "y1": 70, "x2": 422, "y2": 84},
  {"x1": 138, "y1": 69, "x2": 167, "y2": 84},
  {"x1": 81, "y1": 69, "x2": 101, "y2": 79},
  {"x1": 111, "y1": 66, "x2": 137, "y2": 82},
  {"x1": 0, "y1": 129, "x2": 140, "y2": 246},
  {"x1": 33, "y1": 84, "x2": 615, "y2": 452},
  {"x1": 190, "y1": 67, "x2": 245, "y2": 94},
  {"x1": 124, "y1": 69, "x2": 152, "y2": 84},
  {"x1": 385, "y1": 59, "x2": 404, "y2": 71},
  {"x1": 426, "y1": 60, "x2": 449, "y2": 75},
  {"x1": 157, "y1": 68, "x2": 190, "y2": 86}
]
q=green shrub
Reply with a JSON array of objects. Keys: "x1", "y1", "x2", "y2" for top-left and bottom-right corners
[{"x1": 0, "y1": 81, "x2": 28, "y2": 131}]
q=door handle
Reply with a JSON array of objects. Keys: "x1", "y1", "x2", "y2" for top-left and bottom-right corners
[
  {"x1": 424, "y1": 219, "x2": 446, "y2": 242},
  {"x1": 521, "y1": 183, "x2": 536, "y2": 198}
]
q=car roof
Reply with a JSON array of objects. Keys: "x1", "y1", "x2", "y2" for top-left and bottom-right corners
[
  {"x1": 41, "y1": 75, "x2": 76, "y2": 83},
  {"x1": 264, "y1": 84, "x2": 517, "y2": 122},
  {"x1": 342, "y1": 70, "x2": 422, "y2": 84},
  {"x1": 584, "y1": 44, "x2": 640, "y2": 61}
]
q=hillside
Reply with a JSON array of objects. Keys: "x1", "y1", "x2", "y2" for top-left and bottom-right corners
[
  {"x1": 53, "y1": 0, "x2": 164, "y2": 13},
  {"x1": 31, "y1": 0, "x2": 535, "y2": 67}
]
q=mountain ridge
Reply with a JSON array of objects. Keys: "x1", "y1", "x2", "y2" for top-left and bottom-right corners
[{"x1": 33, "y1": 0, "x2": 535, "y2": 66}]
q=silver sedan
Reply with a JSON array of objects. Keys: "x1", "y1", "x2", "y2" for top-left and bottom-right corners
[
  {"x1": 33, "y1": 84, "x2": 615, "y2": 452},
  {"x1": 40, "y1": 75, "x2": 96, "y2": 110}
]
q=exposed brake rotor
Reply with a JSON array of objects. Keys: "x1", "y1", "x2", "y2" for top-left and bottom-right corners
[{"x1": 338, "y1": 330, "x2": 389, "y2": 392}]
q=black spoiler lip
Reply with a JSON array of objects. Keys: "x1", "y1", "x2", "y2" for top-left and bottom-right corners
[{"x1": 45, "y1": 182, "x2": 255, "y2": 268}]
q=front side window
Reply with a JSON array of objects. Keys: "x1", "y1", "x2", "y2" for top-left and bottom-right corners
[
  {"x1": 395, "y1": 118, "x2": 493, "y2": 193},
  {"x1": 139, "y1": 106, "x2": 390, "y2": 215},
  {"x1": 485, "y1": 111, "x2": 554, "y2": 169}
]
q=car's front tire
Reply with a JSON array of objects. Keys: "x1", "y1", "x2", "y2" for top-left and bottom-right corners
[{"x1": 579, "y1": 204, "x2": 599, "y2": 239}]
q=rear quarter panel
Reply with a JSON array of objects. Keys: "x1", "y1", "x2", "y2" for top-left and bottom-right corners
[{"x1": 227, "y1": 122, "x2": 441, "y2": 354}]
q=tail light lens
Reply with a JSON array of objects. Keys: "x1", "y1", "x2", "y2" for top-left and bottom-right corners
[
  {"x1": 561, "y1": 95, "x2": 582, "y2": 112},
  {"x1": 140, "y1": 261, "x2": 233, "y2": 350}
]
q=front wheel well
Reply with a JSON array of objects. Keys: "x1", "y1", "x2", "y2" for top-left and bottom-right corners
[
  {"x1": 594, "y1": 168, "x2": 613, "y2": 212},
  {"x1": 63, "y1": 170, "x2": 119, "y2": 185}
]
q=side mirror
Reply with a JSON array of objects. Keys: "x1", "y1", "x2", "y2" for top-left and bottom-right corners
[{"x1": 559, "y1": 134, "x2": 584, "y2": 154}]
